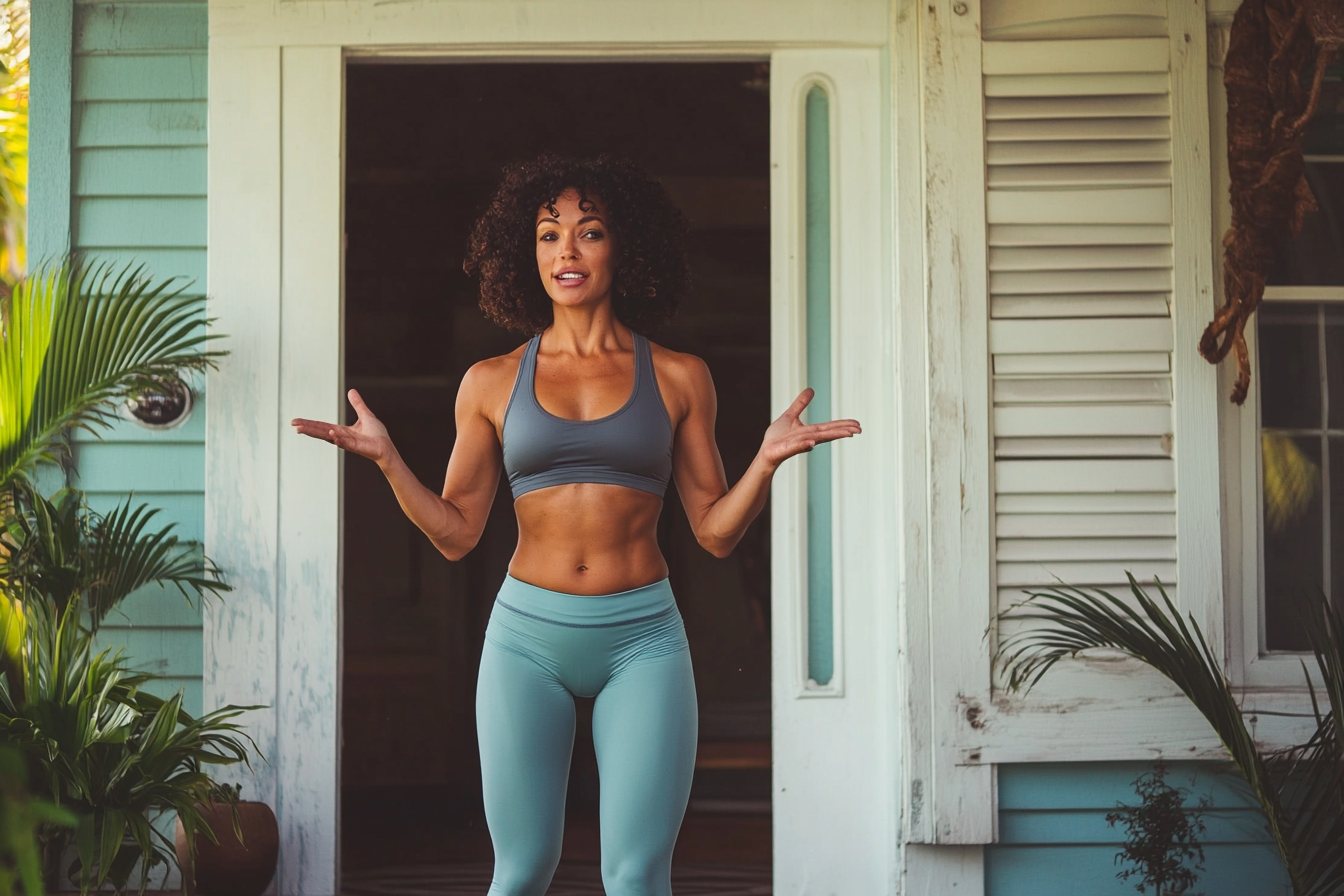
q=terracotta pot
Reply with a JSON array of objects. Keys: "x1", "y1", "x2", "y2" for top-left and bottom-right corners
[{"x1": 173, "y1": 801, "x2": 278, "y2": 896}]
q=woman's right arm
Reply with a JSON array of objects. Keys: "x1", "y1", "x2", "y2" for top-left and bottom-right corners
[{"x1": 291, "y1": 360, "x2": 505, "y2": 561}]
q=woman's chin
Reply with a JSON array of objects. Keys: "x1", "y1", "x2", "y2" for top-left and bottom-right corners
[{"x1": 548, "y1": 290, "x2": 612, "y2": 310}]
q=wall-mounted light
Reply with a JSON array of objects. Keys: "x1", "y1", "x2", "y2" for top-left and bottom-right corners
[{"x1": 124, "y1": 379, "x2": 194, "y2": 430}]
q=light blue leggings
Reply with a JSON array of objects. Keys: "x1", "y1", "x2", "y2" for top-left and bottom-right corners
[{"x1": 477, "y1": 575, "x2": 698, "y2": 896}]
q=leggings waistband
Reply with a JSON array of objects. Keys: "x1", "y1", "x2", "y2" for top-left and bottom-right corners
[{"x1": 495, "y1": 575, "x2": 676, "y2": 628}]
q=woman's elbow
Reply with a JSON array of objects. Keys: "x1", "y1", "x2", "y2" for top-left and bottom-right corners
[
  {"x1": 434, "y1": 532, "x2": 481, "y2": 562},
  {"x1": 697, "y1": 533, "x2": 736, "y2": 559}
]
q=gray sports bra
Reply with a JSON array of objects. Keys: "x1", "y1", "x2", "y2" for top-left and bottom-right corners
[{"x1": 501, "y1": 332, "x2": 674, "y2": 500}]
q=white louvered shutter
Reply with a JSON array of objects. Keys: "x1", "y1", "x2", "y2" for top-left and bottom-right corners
[{"x1": 983, "y1": 5, "x2": 1178, "y2": 622}]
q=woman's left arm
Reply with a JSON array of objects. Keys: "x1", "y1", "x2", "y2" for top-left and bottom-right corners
[{"x1": 670, "y1": 355, "x2": 860, "y2": 558}]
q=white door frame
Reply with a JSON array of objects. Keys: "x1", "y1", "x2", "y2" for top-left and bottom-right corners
[{"x1": 205, "y1": 4, "x2": 895, "y2": 893}]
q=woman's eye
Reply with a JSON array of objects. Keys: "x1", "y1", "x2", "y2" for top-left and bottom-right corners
[
  {"x1": 582, "y1": 229, "x2": 604, "y2": 240},
  {"x1": 539, "y1": 232, "x2": 557, "y2": 241}
]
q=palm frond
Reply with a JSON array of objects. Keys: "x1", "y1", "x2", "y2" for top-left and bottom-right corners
[
  {"x1": 83, "y1": 499, "x2": 231, "y2": 631},
  {"x1": 995, "y1": 574, "x2": 1344, "y2": 896},
  {"x1": 0, "y1": 480, "x2": 230, "y2": 628},
  {"x1": 0, "y1": 259, "x2": 225, "y2": 491}
]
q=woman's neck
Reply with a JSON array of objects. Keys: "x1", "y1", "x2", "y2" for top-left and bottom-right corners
[{"x1": 544, "y1": 300, "x2": 629, "y2": 356}]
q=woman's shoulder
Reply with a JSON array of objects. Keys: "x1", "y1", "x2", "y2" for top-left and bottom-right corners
[
  {"x1": 646, "y1": 339, "x2": 714, "y2": 421},
  {"x1": 647, "y1": 339, "x2": 712, "y2": 385},
  {"x1": 458, "y1": 340, "x2": 532, "y2": 413}
]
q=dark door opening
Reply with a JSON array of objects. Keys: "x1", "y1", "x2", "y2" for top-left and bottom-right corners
[{"x1": 340, "y1": 61, "x2": 772, "y2": 880}]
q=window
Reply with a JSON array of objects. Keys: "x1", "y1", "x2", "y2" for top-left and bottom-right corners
[{"x1": 1256, "y1": 61, "x2": 1344, "y2": 654}]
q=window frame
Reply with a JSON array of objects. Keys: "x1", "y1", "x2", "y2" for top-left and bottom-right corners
[
  {"x1": 1232, "y1": 288, "x2": 1344, "y2": 687},
  {"x1": 1221, "y1": 125, "x2": 1344, "y2": 687}
]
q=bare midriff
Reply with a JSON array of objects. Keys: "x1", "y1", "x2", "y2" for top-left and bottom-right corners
[{"x1": 508, "y1": 482, "x2": 668, "y2": 595}]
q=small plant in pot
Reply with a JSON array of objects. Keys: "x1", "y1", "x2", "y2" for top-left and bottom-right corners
[{"x1": 174, "y1": 783, "x2": 279, "y2": 896}]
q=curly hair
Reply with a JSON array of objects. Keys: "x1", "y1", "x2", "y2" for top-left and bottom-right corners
[{"x1": 463, "y1": 154, "x2": 690, "y2": 334}]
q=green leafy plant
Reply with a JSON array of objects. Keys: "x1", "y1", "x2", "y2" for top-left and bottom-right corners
[
  {"x1": 0, "y1": 260, "x2": 224, "y2": 493},
  {"x1": 0, "y1": 0, "x2": 28, "y2": 287},
  {"x1": 0, "y1": 743, "x2": 75, "y2": 896},
  {"x1": 1106, "y1": 762, "x2": 1209, "y2": 896},
  {"x1": 1, "y1": 478, "x2": 229, "y2": 632},
  {"x1": 997, "y1": 575, "x2": 1344, "y2": 896},
  {"x1": 0, "y1": 256, "x2": 252, "y2": 892},
  {"x1": 0, "y1": 597, "x2": 259, "y2": 894}
]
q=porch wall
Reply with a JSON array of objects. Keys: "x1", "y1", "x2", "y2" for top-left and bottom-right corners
[
  {"x1": 70, "y1": 0, "x2": 209, "y2": 715},
  {"x1": 35, "y1": 0, "x2": 1303, "y2": 892},
  {"x1": 988, "y1": 763, "x2": 1287, "y2": 896}
]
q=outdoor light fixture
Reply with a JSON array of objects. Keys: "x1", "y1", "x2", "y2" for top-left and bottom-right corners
[{"x1": 124, "y1": 379, "x2": 194, "y2": 429}]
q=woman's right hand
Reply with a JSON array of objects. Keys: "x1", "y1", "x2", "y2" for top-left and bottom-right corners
[{"x1": 291, "y1": 389, "x2": 395, "y2": 466}]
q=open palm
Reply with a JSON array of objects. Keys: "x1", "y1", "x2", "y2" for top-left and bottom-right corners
[
  {"x1": 760, "y1": 389, "x2": 861, "y2": 469},
  {"x1": 291, "y1": 389, "x2": 393, "y2": 464}
]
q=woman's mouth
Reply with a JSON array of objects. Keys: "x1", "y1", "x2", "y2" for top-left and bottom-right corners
[{"x1": 555, "y1": 271, "x2": 588, "y2": 287}]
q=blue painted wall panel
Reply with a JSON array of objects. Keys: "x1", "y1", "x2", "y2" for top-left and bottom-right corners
[
  {"x1": 71, "y1": 0, "x2": 208, "y2": 717},
  {"x1": 75, "y1": 100, "x2": 208, "y2": 148},
  {"x1": 989, "y1": 763, "x2": 1291, "y2": 896}
]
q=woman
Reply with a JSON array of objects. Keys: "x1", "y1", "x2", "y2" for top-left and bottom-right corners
[{"x1": 291, "y1": 155, "x2": 860, "y2": 896}]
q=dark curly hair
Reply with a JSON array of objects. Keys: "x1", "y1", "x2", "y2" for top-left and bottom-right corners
[{"x1": 464, "y1": 154, "x2": 690, "y2": 334}]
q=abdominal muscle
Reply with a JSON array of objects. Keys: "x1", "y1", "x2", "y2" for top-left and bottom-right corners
[{"x1": 508, "y1": 482, "x2": 669, "y2": 596}]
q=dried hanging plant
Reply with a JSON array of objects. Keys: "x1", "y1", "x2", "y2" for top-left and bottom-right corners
[{"x1": 1199, "y1": 0, "x2": 1340, "y2": 405}]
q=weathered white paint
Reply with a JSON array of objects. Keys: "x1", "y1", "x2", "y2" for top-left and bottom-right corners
[
  {"x1": 892, "y1": 0, "x2": 938, "y2": 852},
  {"x1": 207, "y1": 39, "x2": 343, "y2": 896},
  {"x1": 770, "y1": 47, "x2": 900, "y2": 894},
  {"x1": 209, "y1": 0, "x2": 889, "y2": 51},
  {"x1": 204, "y1": 41, "x2": 282, "y2": 827},
  {"x1": 1168, "y1": 0, "x2": 1225, "y2": 667},
  {"x1": 913, "y1": 0, "x2": 995, "y2": 848},
  {"x1": 276, "y1": 46, "x2": 343, "y2": 895}
]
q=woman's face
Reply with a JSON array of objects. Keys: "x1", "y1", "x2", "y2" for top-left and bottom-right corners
[{"x1": 535, "y1": 188, "x2": 615, "y2": 310}]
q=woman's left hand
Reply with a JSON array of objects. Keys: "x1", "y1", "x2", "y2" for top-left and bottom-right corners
[{"x1": 759, "y1": 388, "x2": 861, "y2": 471}]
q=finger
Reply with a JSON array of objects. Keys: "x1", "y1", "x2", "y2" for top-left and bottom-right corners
[
  {"x1": 347, "y1": 389, "x2": 377, "y2": 419},
  {"x1": 778, "y1": 388, "x2": 815, "y2": 423},
  {"x1": 291, "y1": 419, "x2": 338, "y2": 441},
  {"x1": 795, "y1": 427, "x2": 860, "y2": 443}
]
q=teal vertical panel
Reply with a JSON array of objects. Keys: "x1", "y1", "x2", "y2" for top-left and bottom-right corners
[
  {"x1": 29, "y1": 0, "x2": 74, "y2": 264},
  {"x1": 805, "y1": 85, "x2": 833, "y2": 685},
  {"x1": 68, "y1": 2, "x2": 209, "y2": 708}
]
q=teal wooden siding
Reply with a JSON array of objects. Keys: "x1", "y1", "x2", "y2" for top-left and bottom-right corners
[
  {"x1": 71, "y1": 1, "x2": 208, "y2": 715},
  {"x1": 988, "y1": 763, "x2": 1291, "y2": 896}
]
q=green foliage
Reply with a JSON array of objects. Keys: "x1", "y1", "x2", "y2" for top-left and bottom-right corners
[
  {"x1": 1106, "y1": 762, "x2": 1209, "y2": 896},
  {"x1": 0, "y1": 0, "x2": 27, "y2": 285},
  {"x1": 0, "y1": 744, "x2": 76, "y2": 896},
  {"x1": 0, "y1": 260, "x2": 224, "y2": 492},
  {"x1": 0, "y1": 598, "x2": 259, "y2": 894},
  {"x1": 1, "y1": 478, "x2": 230, "y2": 631},
  {"x1": 997, "y1": 575, "x2": 1344, "y2": 896}
]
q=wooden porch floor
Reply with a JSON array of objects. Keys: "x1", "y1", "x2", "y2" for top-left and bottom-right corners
[
  {"x1": 341, "y1": 862, "x2": 771, "y2": 895},
  {"x1": 341, "y1": 810, "x2": 772, "y2": 895}
]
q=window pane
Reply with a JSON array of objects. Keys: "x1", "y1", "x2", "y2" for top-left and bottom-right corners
[
  {"x1": 1264, "y1": 434, "x2": 1323, "y2": 651},
  {"x1": 1259, "y1": 304, "x2": 1321, "y2": 429},
  {"x1": 1327, "y1": 307, "x2": 1344, "y2": 429},
  {"x1": 1268, "y1": 162, "x2": 1344, "y2": 287},
  {"x1": 804, "y1": 84, "x2": 833, "y2": 686}
]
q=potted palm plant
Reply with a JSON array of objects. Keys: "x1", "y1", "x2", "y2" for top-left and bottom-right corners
[{"x1": 0, "y1": 259, "x2": 267, "y2": 893}]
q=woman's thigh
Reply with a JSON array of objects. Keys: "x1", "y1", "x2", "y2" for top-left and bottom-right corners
[
  {"x1": 591, "y1": 648, "x2": 698, "y2": 896},
  {"x1": 476, "y1": 638, "x2": 576, "y2": 896}
]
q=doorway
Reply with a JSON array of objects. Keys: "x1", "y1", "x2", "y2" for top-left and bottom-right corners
[{"x1": 339, "y1": 62, "x2": 773, "y2": 880}]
